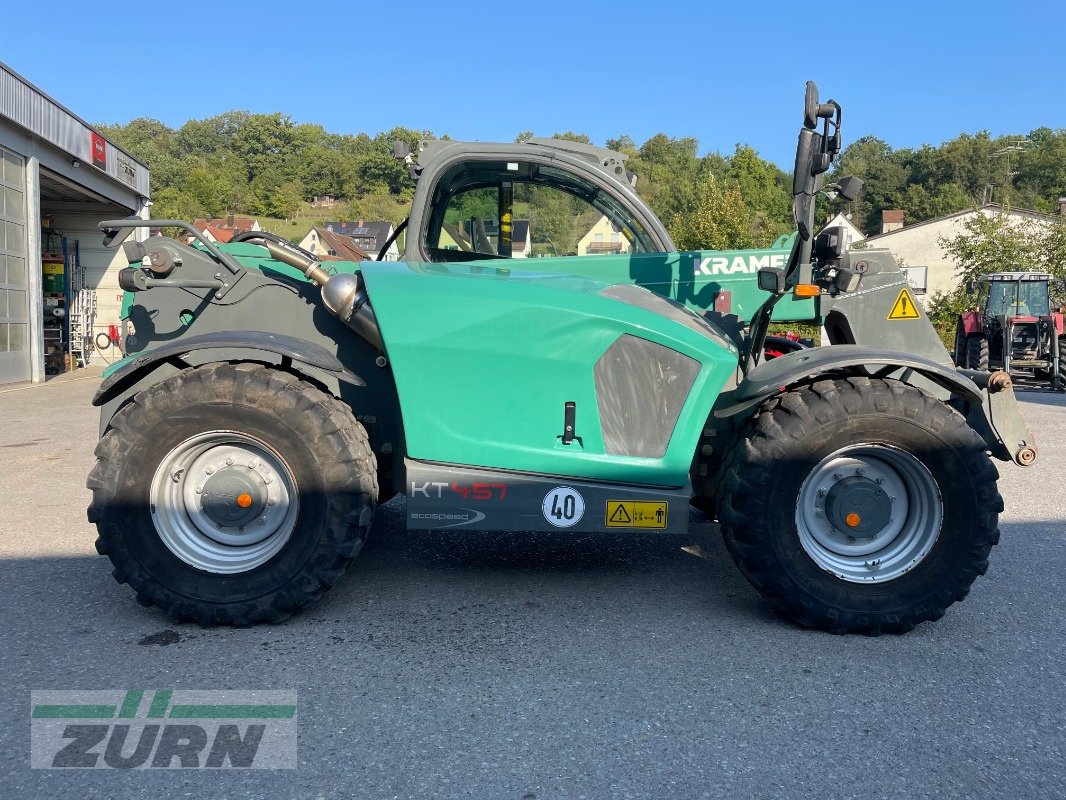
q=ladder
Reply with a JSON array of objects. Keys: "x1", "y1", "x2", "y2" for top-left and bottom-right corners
[{"x1": 69, "y1": 288, "x2": 97, "y2": 367}]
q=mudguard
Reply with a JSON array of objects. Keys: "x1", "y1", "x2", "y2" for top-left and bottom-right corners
[
  {"x1": 726, "y1": 345, "x2": 983, "y2": 407},
  {"x1": 92, "y1": 330, "x2": 365, "y2": 408},
  {"x1": 714, "y1": 345, "x2": 1037, "y2": 466}
]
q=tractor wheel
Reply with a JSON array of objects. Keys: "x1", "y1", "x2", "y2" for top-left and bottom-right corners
[
  {"x1": 953, "y1": 322, "x2": 968, "y2": 367},
  {"x1": 717, "y1": 377, "x2": 1002, "y2": 635},
  {"x1": 87, "y1": 363, "x2": 378, "y2": 626},
  {"x1": 966, "y1": 336, "x2": 990, "y2": 371}
]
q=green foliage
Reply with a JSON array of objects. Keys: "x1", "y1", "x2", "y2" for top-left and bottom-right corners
[
  {"x1": 670, "y1": 175, "x2": 758, "y2": 251},
  {"x1": 830, "y1": 128, "x2": 1066, "y2": 235}
]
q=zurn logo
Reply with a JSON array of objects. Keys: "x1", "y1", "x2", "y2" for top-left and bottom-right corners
[{"x1": 30, "y1": 690, "x2": 296, "y2": 769}]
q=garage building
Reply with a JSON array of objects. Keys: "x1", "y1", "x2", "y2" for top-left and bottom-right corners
[{"x1": 0, "y1": 61, "x2": 150, "y2": 386}]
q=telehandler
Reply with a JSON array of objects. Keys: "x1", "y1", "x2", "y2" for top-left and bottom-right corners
[{"x1": 88, "y1": 83, "x2": 1035, "y2": 633}]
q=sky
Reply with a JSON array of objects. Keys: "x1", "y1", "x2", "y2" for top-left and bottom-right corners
[{"x1": 4, "y1": 0, "x2": 1066, "y2": 169}]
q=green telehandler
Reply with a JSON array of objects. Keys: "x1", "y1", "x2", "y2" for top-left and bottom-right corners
[{"x1": 87, "y1": 83, "x2": 1035, "y2": 634}]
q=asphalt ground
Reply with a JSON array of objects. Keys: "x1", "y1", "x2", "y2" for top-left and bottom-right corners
[{"x1": 0, "y1": 370, "x2": 1062, "y2": 799}]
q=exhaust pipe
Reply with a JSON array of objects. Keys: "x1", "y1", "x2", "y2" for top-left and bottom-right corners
[{"x1": 264, "y1": 241, "x2": 384, "y2": 353}]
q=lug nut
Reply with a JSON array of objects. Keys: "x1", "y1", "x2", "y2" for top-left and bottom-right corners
[
  {"x1": 817, "y1": 488, "x2": 827, "y2": 498},
  {"x1": 875, "y1": 477, "x2": 885, "y2": 485},
  {"x1": 815, "y1": 510, "x2": 823, "y2": 517},
  {"x1": 267, "y1": 496, "x2": 277, "y2": 506},
  {"x1": 833, "y1": 472, "x2": 843, "y2": 480},
  {"x1": 226, "y1": 457, "x2": 234, "y2": 466},
  {"x1": 195, "y1": 485, "x2": 204, "y2": 494},
  {"x1": 206, "y1": 467, "x2": 214, "y2": 475},
  {"x1": 856, "y1": 467, "x2": 865, "y2": 476}
]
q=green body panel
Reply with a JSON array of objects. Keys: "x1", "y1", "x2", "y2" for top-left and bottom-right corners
[{"x1": 359, "y1": 259, "x2": 739, "y2": 487}]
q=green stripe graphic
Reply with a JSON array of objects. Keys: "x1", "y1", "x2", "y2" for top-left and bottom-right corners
[
  {"x1": 169, "y1": 704, "x2": 296, "y2": 719},
  {"x1": 32, "y1": 705, "x2": 115, "y2": 719},
  {"x1": 118, "y1": 690, "x2": 143, "y2": 718},
  {"x1": 147, "y1": 690, "x2": 172, "y2": 718}
]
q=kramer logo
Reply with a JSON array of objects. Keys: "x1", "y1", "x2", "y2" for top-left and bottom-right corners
[
  {"x1": 30, "y1": 690, "x2": 296, "y2": 769},
  {"x1": 694, "y1": 252, "x2": 787, "y2": 276}
]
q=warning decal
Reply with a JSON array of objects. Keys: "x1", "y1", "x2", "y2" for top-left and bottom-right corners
[
  {"x1": 605, "y1": 500, "x2": 668, "y2": 529},
  {"x1": 888, "y1": 288, "x2": 921, "y2": 320}
]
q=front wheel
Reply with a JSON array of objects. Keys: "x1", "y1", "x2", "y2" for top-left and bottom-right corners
[
  {"x1": 718, "y1": 377, "x2": 1002, "y2": 634},
  {"x1": 87, "y1": 363, "x2": 378, "y2": 626}
]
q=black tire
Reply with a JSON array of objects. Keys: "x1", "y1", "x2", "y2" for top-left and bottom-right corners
[
  {"x1": 87, "y1": 363, "x2": 378, "y2": 626},
  {"x1": 966, "y1": 335, "x2": 990, "y2": 371},
  {"x1": 718, "y1": 377, "x2": 1002, "y2": 635},
  {"x1": 953, "y1": 321, "x2": 968, "y2": 367}
]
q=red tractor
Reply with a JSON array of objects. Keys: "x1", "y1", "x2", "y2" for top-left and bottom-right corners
[{"x1": 954, "y1": 272, "x2": 1066, "y2": 389}]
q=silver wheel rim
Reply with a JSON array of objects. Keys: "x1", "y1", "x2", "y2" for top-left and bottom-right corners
[
  {"x1": 795, "y1": 444, "x2": 943, "y2": 583},
  {"x1": 150, "y1": 431, "x2": 299, "y2": 574}
]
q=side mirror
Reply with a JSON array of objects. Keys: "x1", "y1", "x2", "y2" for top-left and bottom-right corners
[
  {"x1": 758, "y1": 267, "x2": 786, "y2": 294},
  {"x1": 803, "y1": 82, "x2": 820, "y2": 129},
  {"x1": 391, "y1": 141, "x2": 410, "y2": 160},
  {"x1": 835, "y1": 176, "x2": 863, "y2": 202},
  {"x1": 966, "y1": 279, "x2": 978, "y2": 294}
]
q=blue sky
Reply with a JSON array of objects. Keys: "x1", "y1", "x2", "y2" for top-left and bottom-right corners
[{"x1": 5, "y1": 0, "x2": 1065, "y2": 168}]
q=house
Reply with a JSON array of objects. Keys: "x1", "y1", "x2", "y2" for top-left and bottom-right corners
[
  {"x1": 298, "y1": 228, "x2": 370, "y2": 261},
  {"x1": 577, "y1": 215, "x2": 630, "y2": 256},
  {"x1": 322, "y1": 220, "x2": 399, "y2": 261},
  {"x1": 862, "y1": 203, "x2": 1063, "y2": 301},
  {"x1": 190, "y1": 215, "x2": 261, "y2": 244},
  {"x1": 311, "y1": 195, "x2": 339, "y2": 209}
]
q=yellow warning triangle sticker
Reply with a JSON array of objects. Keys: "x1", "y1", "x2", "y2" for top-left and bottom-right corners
[
  {"x1": 608, "y1": 503, "x2": 632, "y2": 523},
  {"x1": 888, "y1": 288, "x2": 921, "y2": 320}
]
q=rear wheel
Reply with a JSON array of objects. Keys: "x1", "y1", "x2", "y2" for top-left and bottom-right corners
[
  {"x1": 718, "y1": 377, "x2": 1002, "y2": 634},
  {"x1": 88, "y1": 363, "x2": 378, "y2": 626},
  {"x1": 966, "y1": 335, "x2": 990, "y2": 371}
]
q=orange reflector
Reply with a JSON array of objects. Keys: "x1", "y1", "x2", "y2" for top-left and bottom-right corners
[
  {"x1": 236, "y1": 493, "x2": 253, "y2": 508},
  {"x1": 794, "y1": 284, "x2": 821, "y2": 298},
  {"x1": 845, "y1": 512, "x2": 861, "y2": 528}
]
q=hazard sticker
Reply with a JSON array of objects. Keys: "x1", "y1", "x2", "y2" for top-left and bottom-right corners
[
  {"x1": 887, "y1": 288, "x2": 921, "y2": 320},
  {"x1": 605, "y1": 500, "x2": 668, "y2": 529}
]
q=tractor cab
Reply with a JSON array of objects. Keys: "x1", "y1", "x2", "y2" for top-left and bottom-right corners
[{"x1": 976, "y1": 272, "x2": 1055, "y2": 319}]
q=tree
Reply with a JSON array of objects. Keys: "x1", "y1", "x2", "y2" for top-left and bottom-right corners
[{"x1": 670, "y1": 175, "x2": 756, "y2": 251}]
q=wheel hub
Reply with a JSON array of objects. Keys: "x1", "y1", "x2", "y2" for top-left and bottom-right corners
[
  {"x1": 200, "y1": 469, "x2": 266, "y2": 528},
  {"x1": 823, "y1": 476, "x2": 892, "y2": 538}
]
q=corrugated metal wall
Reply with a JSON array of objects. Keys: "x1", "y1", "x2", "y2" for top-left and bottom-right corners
[{"x1": 0, "y1": 63, "x2": 150, "y2": 198}]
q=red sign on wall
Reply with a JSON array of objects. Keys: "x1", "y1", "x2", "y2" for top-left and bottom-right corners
[{"x1": 90, "y1": 131, "x2": 107, "y2": 169}]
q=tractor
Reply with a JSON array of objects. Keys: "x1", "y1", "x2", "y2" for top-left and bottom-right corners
[
  {"x1": 87, "y1": 83, "x2": 1036, "y2": 635},
  {"x1": 954, "y1": 271, "x2": 1065, "y2": 390}
]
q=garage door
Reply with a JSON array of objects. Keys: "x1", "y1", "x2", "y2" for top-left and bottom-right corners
[{"x1": 0, "y1": 146, "x2": 29, "y2": 385}]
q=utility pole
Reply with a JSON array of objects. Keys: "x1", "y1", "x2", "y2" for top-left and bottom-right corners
[{"x1": 991, "y1": 139, "x2": 1029, "y2": 213}]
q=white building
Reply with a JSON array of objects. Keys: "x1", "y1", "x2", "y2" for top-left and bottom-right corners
[{"x1": 862, "y1": 204, "x2": 1061, "y2": 301}]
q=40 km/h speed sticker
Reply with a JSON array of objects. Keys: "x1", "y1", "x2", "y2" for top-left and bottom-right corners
[{"x1": 542, "y1": 487, "x2": 585, "y2": 528}]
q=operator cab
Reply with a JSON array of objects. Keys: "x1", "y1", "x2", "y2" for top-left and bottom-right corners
[{"x1": 423, "y1": 159, "x2": 660, "y2": 263}]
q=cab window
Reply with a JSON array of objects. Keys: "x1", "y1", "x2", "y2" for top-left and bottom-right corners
[{"x1": 424, "y1": 160, "x2": 652, "y2": 262}]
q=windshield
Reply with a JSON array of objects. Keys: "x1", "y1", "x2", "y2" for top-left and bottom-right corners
[{"x1": 985, "y1": 280, "x2": 1050, "y2": 316}]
